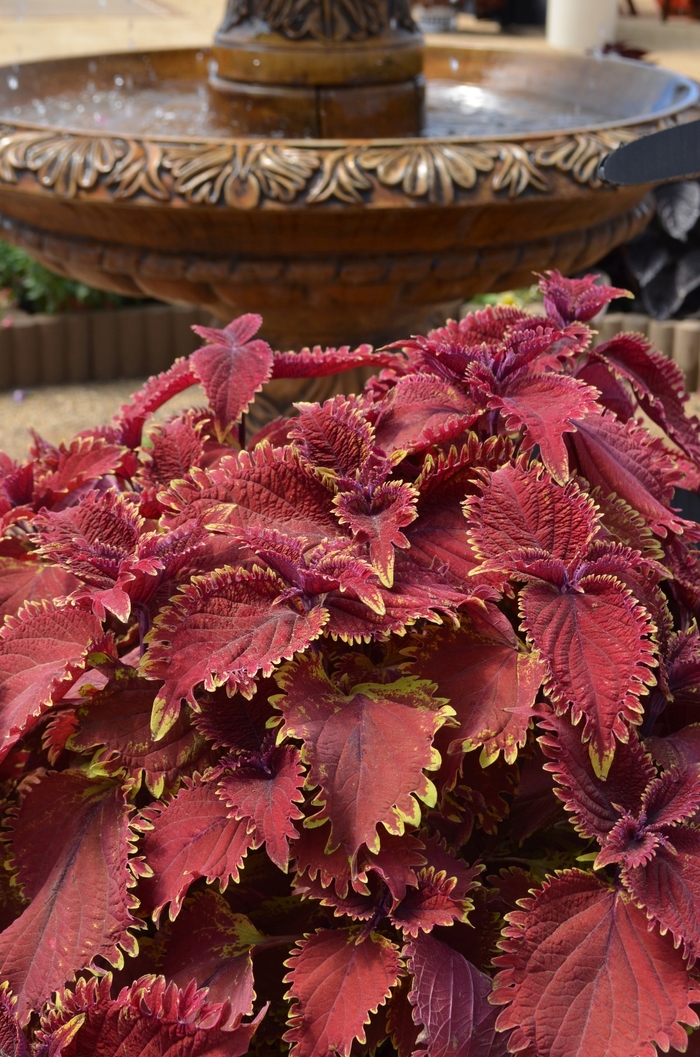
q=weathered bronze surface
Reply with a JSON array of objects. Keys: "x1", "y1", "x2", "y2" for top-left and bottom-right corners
[{"x1": 0, "y1": 38, "x2": 695, "y2": 347}]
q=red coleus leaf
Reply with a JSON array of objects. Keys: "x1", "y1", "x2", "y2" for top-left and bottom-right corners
[
  {"x1": 389, "y1": 864, "x2": 477, "y2": 936},
  {"x1": 0, "y1": 600, "x2": 103, "y2": 764},
  {"x1": 115, "y1": 357, "x2": 199, "y2": 449},
  {"x1": 538, "y1": 270, "x2": 631, "y2": 325},
  {"x1": 191, "y1": 313, "x2": 274, "y2": 438},
  {"x1": 568, "y1": 413, "x2": 686, "y2": 536},
  {"x1": 491, "y1": 869, "x2": 700, "y2": 1057},
  {"x1": 405, "y1": 932, "x2": 501, "y2": 1057},
  {"x1": 464, "y1": 461, "x2": 600, "y2": 573},
  {"x1": 0, "y1": 772, "x2": 140, "y2": 1023},
  {"x1": 68, "y1": 680, "x2": 211, "y2": 797},
  {"x1": 283, "y1": 927, "x2": 401, "y2": 1057},
  {"x1": 292, "y1": 825, "x2": 426, "y2": 904},
  {"x1": 136, "y1": 772, "x2": 255, "y2": 924},
  {"x1": 137, "y1": 412, "x2": 206, "y2": 491},
  {"x1": 272, "y1": 343, "x2": 401, "y2": 380},
  {"x1": 32, "y1": 435, "x2": 127, "y2": 508},
  {"x1": 520, "y1": 574, "x2": 656, "y2": 777},
  {"x1": 538, "y1": 710, "x2": 656, "y2": 842},
  {"x1": 488, "y1": 373, "x2": 599, "y2": 485},
  {"x1": 193, "y1": 444, "x2": 341, "y2": 544},
  {"x1": 334, "y1": 480, "x2": 418, "y2": 587},
  {"x1": 35, "y1": 973, "x2": 263, "y2": 1057},
  {"x1": 622, "y1": 826, "x2": 700, "y2": 962},
  {"x1": 0, "y1": 985, "x2": 28, "y2": 1057},
  {"x1": 217, "y1": 743, "x2": 306, "y2": 871},
  {"x1": 405, "y1": 438, "x2": 511, "y2": 586},
  {"x1": 373, "y1": 375, "x2": 481, "y2": 455},
  {"x1": 412, "y1": 619, "x2": 545, "y2": 765},
  {"x1": 161, "y1": 888, "x2": 262, "y2": 1024},
  {"x1": 591, "y1": 331, "x2": 700, "y2": 462},
  {"x1": 0, "y1": 559, "x2": 79, "y2": 623},
  {"x1": 289, "y1": 396, "x2": 376, "y2": 481},
  {"x1": 274, "y1": 653, "x2": 452, "y2": 860},
  {"x1": 34, "y1": 490, "x2": 144, "y2": 622},
  {"x1": 143, "y1": 566, "x2": 328, "y2": 738}
]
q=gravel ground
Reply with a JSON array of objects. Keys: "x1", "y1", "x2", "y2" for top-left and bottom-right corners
[{"x1": 0, "y1": 379, "x2": 207, "y2": 461}]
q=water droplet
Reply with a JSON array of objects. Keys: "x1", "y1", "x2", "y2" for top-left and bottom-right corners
[
  {"x1": 114, "y1": 76, "x2": 124, "y2": 87},
  {"x1": 253, "y1": 59, "x2": 260, "y2": 66},
  {"x1": 7, "y1": 76, "x2": 17, "y2": 91}
]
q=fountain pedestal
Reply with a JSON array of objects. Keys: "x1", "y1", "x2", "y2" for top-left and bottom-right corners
[{"x1": 0, "y1": 3, "x2": 695, "y2": 349}]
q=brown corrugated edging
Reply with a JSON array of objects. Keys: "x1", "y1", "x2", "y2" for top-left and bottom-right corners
[{"x1": 0, "y1": 304, "x2": 215, "y2": 391}]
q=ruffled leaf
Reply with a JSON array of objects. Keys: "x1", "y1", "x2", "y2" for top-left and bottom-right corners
[
  {"x1": 0, "y1": 601, "x2": 102, "y2": 764},
  {"x1": 274, "y1": 654, "x2": 452, "y2": 859},
  {"x1": 0, "y1": 772, "x2": 140, "y2": 1022},
  {"x1": 412, "y1": 620, "x2": 545, "y2": 765},
  {"x1": 0, "y1": 560, "x2": 79, "y2": 623},
  {"x1": 217, "y1": 743, "x2": 306, "y2": 871},
  {"x1": 161, "y1": 888, "x2": 261, "y2": 1024},
  {"x1": 538, "y1": 270, "x2": 631, "y2": 325},
  {"x1": 492, "y1": 869, "x2": 700, "y2": 1057},
  {"x1": 191, "y1": 313, "x2": 273, "y2": 438},
  {"x1": 374, "y1": 376, "x2": 481, "y2": 455},
  {"x1": 143, "y1": 567, "x2": 328, "y2": 738},
  {"x1": 283, "y1": 928, "x2": 401, "y2": 1057},
  {"x1": 136, "y1": 773, "x2": 255, "y2": 924},
  {"x1": 489, "y1": 374, "x2": 599, "y2": 484},
  {"x1": 271, "y1": 343, "x2": 401, "y2": 380},
  {"x1": 520, "y1": 575, "x2": 656, "y2": 776},
  {"x1": 334, "y1": 481, "x2": 418, "y2": 587},
  {"x1": 35, "y1": 973, "x2": 263, "y2": 1057}
]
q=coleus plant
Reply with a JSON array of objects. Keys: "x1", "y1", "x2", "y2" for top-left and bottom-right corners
[{"x1": 0, "y1": 274, "x2": 700, "y2": 1057}]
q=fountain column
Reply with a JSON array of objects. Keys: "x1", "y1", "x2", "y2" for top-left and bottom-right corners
[{"x1": 209, "y1": 0, "x2": 425, "y2": 136}]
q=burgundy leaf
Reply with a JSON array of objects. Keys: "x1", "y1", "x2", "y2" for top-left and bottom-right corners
[
  {"x1": 492, "y1": 869, "x2": 700, "y2": 1057},
  {"x1": 161, "y1": 888, "x2": 262, "y2": 1024},
  {"x1": 0, "y1": 560, "x2": 79, "y2": 623},
  {"x1": 198, "y1": 444, "x2": 341, "y2": 543},
  {"x1": 569, "y1": 414, "x2": 687, "y2": 536},
  {"x1": 143, "y1": 566, "x2": 328, "y2": 738},
  {"x1": 389, "y1": 866, "x2": 476, "y2": 936},
  {"x1": 374, "y1": 376, "x2": 481, "y2": 455},
  {"x1": 464, "y1": 461, "x2": 599, "y2": 572},
  {"x1": 69, "y1": 681, "x2": 211, "y2": 797},
  {"x1": 283, "y1": 928, "x2": 401, "y2": 1057},
  {"x1": 405, "y1": 932, "x2": 500, "y2": 1057},
  {"x1": 489, "y1": 373, "x2": 599, "y2": 484},
  {"x1": 217, "y1": 743, "x2": 305, "y2": 871},
  {"x1": 275, "y1": 654, "x2": 452, "y2": 860},
  {"x1": 191, "y1": 313, "x2": 273, "y2": 437},
  {"x1": 334, "y1": 480, "x2": 418, "y2": 586},
  {"x1": 0, "y1": 772, "x2": 140, "y2": 1022},
  {"x1": 289, "y1": 396, "x2": 375, "y2": 480},
  {"x1": 520, "y1": 575, "x2": 656, "y2": 776},
  {"x1": 623, "y1": 826, "x2": 700, "y2": 960},
  {"x1": 591, "y1": 331, "x2": 700, "y2": 461},
  {"x1": 0, "y1": 985, "x2": 28, "y2": 1057},
  {"x1": 136, "y1": 773, "x2": 255, "y2": 924},
  {"x1": 538, "y1": 270, "x2": 630, "y2": 325},
  {"x1": 35, "y1": 973, "x2": 263, "y2": 1057},
  {"x1": 271, "y1": 343, "x2": 401, "y2": 380},
  {"x1": 413, "y1": 620, "x2": 545, "y2": 764},
  {"x1": 538, "y1": 710, "x2": 656, "y2": 842},
  {"x1": 0, "y1": 601, "x2": 102, "y2": 764}
]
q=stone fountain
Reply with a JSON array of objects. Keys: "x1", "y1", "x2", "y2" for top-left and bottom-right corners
[{"x1": 0, "y1": 0, "x2": 696, "y2": 353}]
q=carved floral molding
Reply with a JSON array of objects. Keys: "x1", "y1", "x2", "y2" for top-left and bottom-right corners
[{"x1": 0, "y1": 124, "x2": 650, "y2": 209}]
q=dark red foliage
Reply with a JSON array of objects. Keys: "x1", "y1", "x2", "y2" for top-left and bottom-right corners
[{"x1": 1, "y1": 270, "x2": 700, "y2": 1056}]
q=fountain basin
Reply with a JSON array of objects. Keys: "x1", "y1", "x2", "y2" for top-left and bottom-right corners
[{"x1": 0, "y1": 44, "x2": 695, "y2": 347}]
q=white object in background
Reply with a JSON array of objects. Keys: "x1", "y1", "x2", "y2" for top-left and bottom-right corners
[{"x1": 546, "y1": 0, "x2": 617, "y2": 51}]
